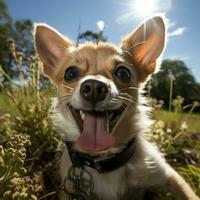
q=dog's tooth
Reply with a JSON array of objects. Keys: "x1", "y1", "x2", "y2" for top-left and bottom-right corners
[
  {"x1": 107, "y1": 112, "x2": 110, "y2": 132},
  {"x1": 80, "y1": 110, "x2": 85, "y2": 120}
]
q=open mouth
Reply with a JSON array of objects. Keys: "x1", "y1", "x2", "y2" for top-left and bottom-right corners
[{"x1": 69, "y1": 105, "x2": 126, "y2": 152}]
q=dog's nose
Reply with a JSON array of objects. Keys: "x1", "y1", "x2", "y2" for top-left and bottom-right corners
[{"x1": 80, "y1": 79, "x2": 108, "y2": 103}]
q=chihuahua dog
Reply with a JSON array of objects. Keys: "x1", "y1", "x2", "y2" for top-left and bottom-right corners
[{"x1": 35, "y1": 16, "x2": 199, "y2": 200}]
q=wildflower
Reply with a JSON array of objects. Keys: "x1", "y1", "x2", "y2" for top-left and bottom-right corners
[
  {"x1": 166, "y1": 128, "x2": 172, "y2": 134},
  {"x1": 193, "y1": 101, "x2": 200, "y2": 107},
  {"x1": 168, "y1": 70, "x2": 175, "y2": 80},
  {"x1": 155, "y1": 120, "x2": 165, "y2": 129},
  {"x1": 0, "y1": 145, "x2": 5, "y2": 157},
  {"x1": 177, "y1": 95, "x2": 184, "y2": 104},
  {"x1": 181, "y1": 122, "x2": 188, "y2": 131}
]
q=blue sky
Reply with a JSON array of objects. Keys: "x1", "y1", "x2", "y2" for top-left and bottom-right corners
[{"x1": 7, "y1": 0, "x2": 200, "y2": 82}]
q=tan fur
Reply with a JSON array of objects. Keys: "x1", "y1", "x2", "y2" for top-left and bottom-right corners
[
  {"x1": 35, "y1": 16, "x2": 200, "y2": 200},
  {"x1": 168, "y1": 169, "x2": 200, "y2": 200},
  {"x1": 121, "y1": 16, "x2": 165, "y2": 82}
]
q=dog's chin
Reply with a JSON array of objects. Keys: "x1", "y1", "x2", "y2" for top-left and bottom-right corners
[{"x1": 68, "y1": 104, "x2": 126, "y2": 153}]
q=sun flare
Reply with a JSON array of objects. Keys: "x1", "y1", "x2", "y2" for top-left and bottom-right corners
[
  {"x1": 116, "y1": 0, "x2": 172, "y2": 23},
  {"x1": 133, "y1": 0, "x2": 157, "y2": 18}
]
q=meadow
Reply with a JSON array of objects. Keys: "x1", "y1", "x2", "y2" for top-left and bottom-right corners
[{"x1": 0, "y1": 48, "x2": 200, "y2": 200}]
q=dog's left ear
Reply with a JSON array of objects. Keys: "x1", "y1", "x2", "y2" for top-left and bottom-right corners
[
  {"x1": 121, "y1": 16, "x2": 165, "y2": 82},
  {"x1": 35, "y1": 24, "x2": 74, "y2": 79}
]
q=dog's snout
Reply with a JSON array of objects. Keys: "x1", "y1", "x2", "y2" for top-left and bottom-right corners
[{"x1": 80, "y1": 79, "x2": 108, "y2": 103}]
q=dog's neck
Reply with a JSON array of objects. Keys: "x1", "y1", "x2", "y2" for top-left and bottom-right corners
[{"x1": 64, "y1": 138, "x2": 137, "y2": 173}]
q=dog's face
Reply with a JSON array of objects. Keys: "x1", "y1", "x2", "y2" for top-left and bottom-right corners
[{"x1": 35, "y1": 16, "x2": 165, "y2": 153}]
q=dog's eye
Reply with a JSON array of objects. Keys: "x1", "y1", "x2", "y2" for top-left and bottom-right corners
[
  {"x1": 64, "y1": 66, "x2": 79, "y2": 81},
  {"x1": 114, "y1": 66, "x2": 132, "y2": 82}
]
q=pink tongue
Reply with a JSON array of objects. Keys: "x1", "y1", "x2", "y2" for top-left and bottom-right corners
[{"x1": 77, "y1": 112, "x2": 115, "y2": 152}]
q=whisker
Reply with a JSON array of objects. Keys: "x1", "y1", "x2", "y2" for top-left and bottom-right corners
[
  {"x1": 118, "y1": 96, "x2": 136, "y2": 103},
  {"x1": 119, "y1": 86, "x2": 138, "y2": 91},
  {"x1": 59, "y1": 94, "x2": 73, "y2": 98},
  {"x1": 119, "y1": 92, "x2": 137, "y2": 101},
  {"x1": 59, "y1": 96, "x2": 71, "y2": 101},
  {"x1": 119, "y1": 92, "x2": 131, "y2": 96},
  {"x1": 58, "y1": 94, "x2": 73, "y2": 101},
  {"x1": 60, "y1": 98, "x2": 71, "y2": 105},
  {"x1": 111, "y1": 97, "x2": 121, "y2": 102},
  {"x1": 58, "y1": 95, "x2": 72, "y2": 105},
  {"x1": 110, "y1": 99, "x2": 121, "y2": 104},
  {"x1": 62, "y1": 84, "x2": 74, "y2": 91},
  {"x1": 111, "y1": 97, "x2": 124, "y2": 104},
  {"x1": 110, "y1": 100, "x2": 118, "y2": 104},
  {"x1": 109, "y1": 98, "x2": 126, "y2": 110}
]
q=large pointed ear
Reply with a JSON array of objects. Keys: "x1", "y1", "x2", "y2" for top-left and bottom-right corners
[
  {"x1": 121, "y1": 16, "x2": 165, "y2": 82},
  {"x1": 35, "y1": 24, "x2": 73, "y2": 77}
]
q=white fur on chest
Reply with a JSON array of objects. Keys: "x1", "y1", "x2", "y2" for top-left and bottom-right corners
[
  {"x1": 59, "y1": 147, "x2": 127, "y2": 200},
  {"x1": 59, "y1": 137, "x2": 170, "y2": 200},
  {"x1": 87, "y1": 165, "x2": 127, "y2": 200}
]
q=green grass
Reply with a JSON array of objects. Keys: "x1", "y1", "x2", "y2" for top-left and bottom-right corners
[
  {"x1": 0, "y1": 89, "x2": 56, "y2": 116},
  {"x1": 0, "y1": 93, "x2": 18, "y2": 114},
  {"x1": 154, "y1": 110, "x2": 200, "y2": 133}
]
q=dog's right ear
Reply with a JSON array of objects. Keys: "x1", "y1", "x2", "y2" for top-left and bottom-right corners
[
  {"x1": 35, "y1": 24, "x2": 73, "y2": 78},
  {"x1": 121, "y1": 16, "x2": 165, "y2": 82}
]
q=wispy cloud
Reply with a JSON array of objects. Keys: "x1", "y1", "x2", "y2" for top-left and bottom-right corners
[
  {"x1": 167, "y1": 19, "x2": 176, "y2": 28},
  {"x1": 168, "y1": 27, "x2": 186, "y2": 37},
  {"x1": 96, "y1": 20, "x2": 105, "y2": 31}
]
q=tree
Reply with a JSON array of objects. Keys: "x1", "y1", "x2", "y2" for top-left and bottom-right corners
[
  {"x1": 0, "y1": 0, "x2": 34, "y2": 83},
  {"x1": 12, "y1": 19, "x2": 34, "y2": 56},
  {"x1": 77, "y1": 21, "x2": 107, "y2": 44},
  {"x1": 77, "y1": 30, "x2": 107, "y2": 44},
  {"x1": 0, "y1": 0, "x2": 12, "y2": 67},
  {"x1": 149, "y1": 59, "x2": 200, "y2": 105}
]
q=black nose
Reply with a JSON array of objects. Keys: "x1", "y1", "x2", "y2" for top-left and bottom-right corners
[{"x1": 80, "y1": 79, "x2": 108, "y2": 104}]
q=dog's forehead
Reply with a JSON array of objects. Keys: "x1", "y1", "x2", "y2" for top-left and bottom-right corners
[
  {"x1": 77, "y1": 42, "x2": 121, "y2": 55},
  {"x1": 73, "y1": 43, "x2": 123, "y2": 72}
]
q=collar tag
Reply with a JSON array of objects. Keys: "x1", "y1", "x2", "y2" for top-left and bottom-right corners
[{"x1": 62, "y1": 166, "x2": 94, "y2": 199}]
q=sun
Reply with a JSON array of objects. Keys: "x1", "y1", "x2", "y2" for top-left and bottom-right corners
[
  {"x1": 133, "y1": 0, "x2": 157, "y2": 18},
  {"x1": 116, "y1": 0, "x2": 171, "y2": 24}
]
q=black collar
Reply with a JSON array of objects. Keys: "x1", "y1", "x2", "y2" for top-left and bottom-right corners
[{"x1": 65, "y1": 139, "x2": 136, "y2": 173}]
